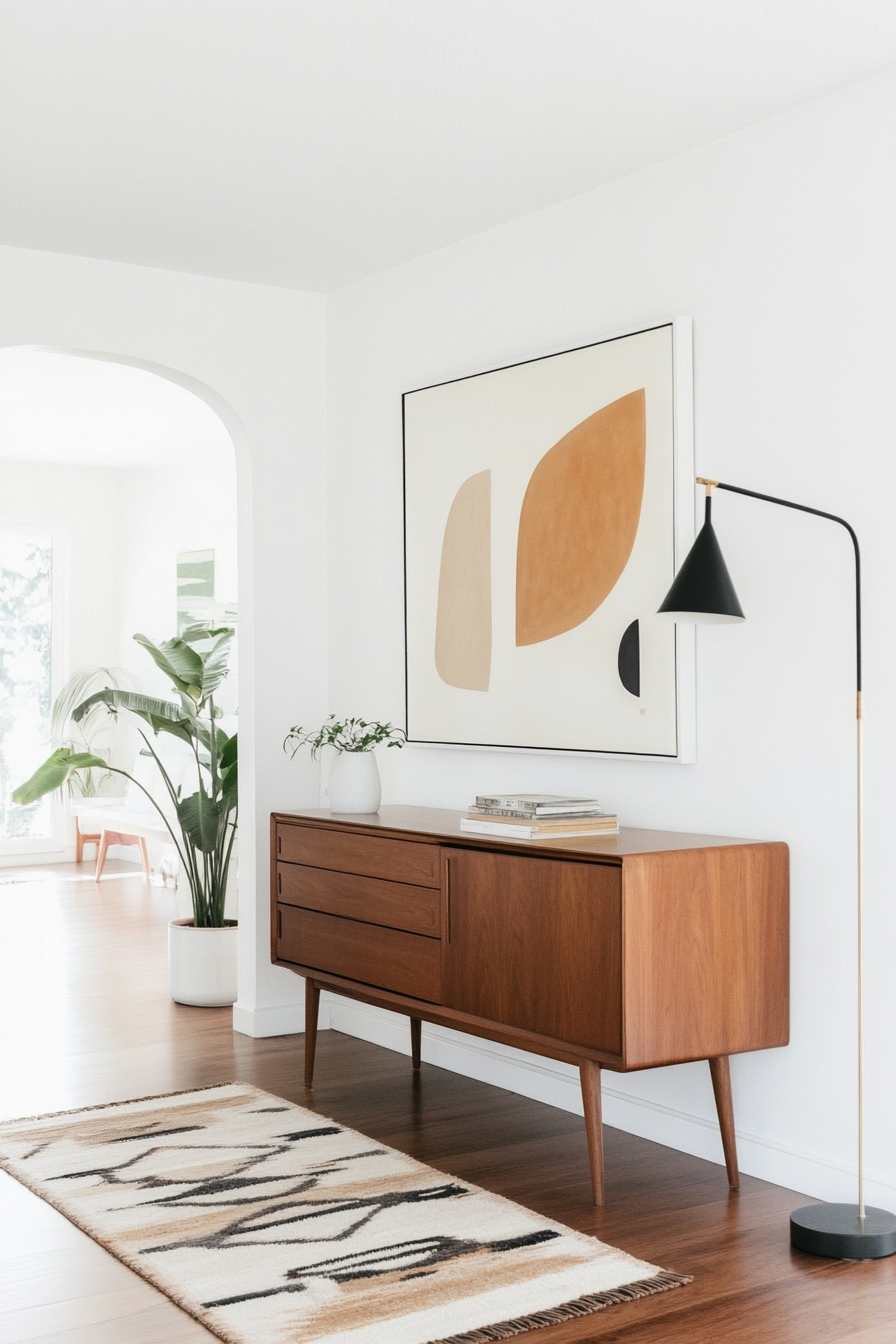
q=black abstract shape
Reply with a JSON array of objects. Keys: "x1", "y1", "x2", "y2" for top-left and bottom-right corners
[
  {"x1": 203, "y1": 1229, "x2": 561, "y2": 1308},
  {"x1": 617, "y1": 619, "x2": 640, "y2": 697},
  {"x1": 275, "y1": 1127, "x2": 342, "y2": 1141},
  {"x1": 107, "y1": 1126, "x2": 205, "y2": 1144},
  {"x1": 144, "y1": 1180, "x2": 471, "y2": 1255}
]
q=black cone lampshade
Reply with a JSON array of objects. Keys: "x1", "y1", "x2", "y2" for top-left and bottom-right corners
[{"x1": 658, "y1": 494, "x2": 745, "y2": 623}]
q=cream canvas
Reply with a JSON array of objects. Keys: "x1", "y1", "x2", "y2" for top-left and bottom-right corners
[{"x1": 403, "y1": 321, "x2": 695, "y2": 758}]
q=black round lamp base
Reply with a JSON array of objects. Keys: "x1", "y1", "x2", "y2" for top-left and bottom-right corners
[{"x1": 791, "y1": 1204, "x2": 896, "y2": 1259}]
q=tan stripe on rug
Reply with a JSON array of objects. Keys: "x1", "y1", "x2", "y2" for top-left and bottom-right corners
[{"x1": 0, "y1": 1082, "x2": 690, "y2": 1344}]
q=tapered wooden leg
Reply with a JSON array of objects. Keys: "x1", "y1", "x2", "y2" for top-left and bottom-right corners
[
  {"x1": 410, "y1": 1017, "x2": 422, "y2": 1070},
  {"x1": 95, "y1": 831, "x2": 111, "y2": 881},
  {"x1": 709, "y1": 1055, "x2": 740, "y2": 1190},
  {"x1": 137, "y1": 838, "x2": 151, "y2": 879},
  {"x1": 579, "y1": 1060, "x2": 605, "y2": 1206},
  {"x1": 304, "y1": 979, "x2": 321, "y2": 1088}
]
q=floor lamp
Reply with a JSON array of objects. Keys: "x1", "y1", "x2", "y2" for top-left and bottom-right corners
[{"x1": 658, "y1": 476, "x2": 896, "y2": 1260}]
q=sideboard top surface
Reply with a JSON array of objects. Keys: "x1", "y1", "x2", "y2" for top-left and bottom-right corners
[{"x1": 273, "y1": 804, "x2": 778, "y2": 861}]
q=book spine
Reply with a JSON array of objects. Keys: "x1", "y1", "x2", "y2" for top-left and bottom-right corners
[
  {"x1": 460, "y1": 818, "x2": 620, "y2": 839},
  {"x1": 471, "y1": 803, "x2": 604, "y2": 818},
  {"x1": 474, "y1": 799, "x2": 540, "y2": 814},
  {"x1": 468, "y1": 806, "x2": 611, "y2": 820},
  {"x1": 460, "y1": 819, "x2": 537, "y2": 837}
]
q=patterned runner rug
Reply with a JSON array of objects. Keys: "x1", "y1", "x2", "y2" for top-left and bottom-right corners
[{"x1": 0, "y1": 1082, "x2": 690, "y2": 1344}]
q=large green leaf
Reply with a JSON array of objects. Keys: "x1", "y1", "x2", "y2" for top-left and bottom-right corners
[
  {"x1": 133, "y1": 633, "x2": 204, "y2": 701},
  {"x1": 219, "y1": 732, "x2": 237, "y2": 770},
  {"x1": 72, "y1": 689, "x2": 196, "y2": 747},
  {"x1": 13, "y1": 749, "x2": 108, "y2": 805},
  {"x1": 134, "y1": 628, "x2": 235, "y2": 707},
  {"x1": 177, "y1": 788, "x2": 222, "y2": 853},
  {"x1": 221, "y1": 760, "x2": 238, "y2": 804},
  {"x1": 198, "y1": 630, "x2": 235, "y2": 700},
  {"x1": 179, "y1": 624, "x2": 233, "y2": 645}
]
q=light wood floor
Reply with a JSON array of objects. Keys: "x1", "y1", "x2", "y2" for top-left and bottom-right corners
[{"x1": 1, "y1": 861, "x2": 894, "y2": 1343}]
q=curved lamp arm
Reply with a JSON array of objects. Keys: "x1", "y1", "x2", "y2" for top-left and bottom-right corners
[{"x1": 706, "y1": 478, "x2": 862, "y2": 706}]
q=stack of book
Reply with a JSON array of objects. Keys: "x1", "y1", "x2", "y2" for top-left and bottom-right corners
[{"x1": 460, "y1": 793, "x2": 619, "y2": 839}]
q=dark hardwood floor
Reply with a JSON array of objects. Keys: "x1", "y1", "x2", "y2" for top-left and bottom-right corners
[{"x1": 1, "y1": 861, "x2": 893, "y2": 1342}]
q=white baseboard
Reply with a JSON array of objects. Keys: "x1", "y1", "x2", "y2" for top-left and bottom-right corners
[
  {"x1": 232, "y1": 997, "x2": 332, "y2": 1039},
  {"x1": 322, "y1": 996, "x2": 896, "y2": 1210}
]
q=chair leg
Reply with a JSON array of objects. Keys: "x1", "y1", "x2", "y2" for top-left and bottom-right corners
[{"x1": 95, "y1": 831, "x2": 114, "y2": 881}]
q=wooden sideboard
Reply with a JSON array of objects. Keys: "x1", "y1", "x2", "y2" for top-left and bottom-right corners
[{"x1": 271, "y1": 806, "x2": 789, "y2": 1203}]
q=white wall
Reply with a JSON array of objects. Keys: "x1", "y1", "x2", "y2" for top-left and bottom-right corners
[
  {"x1": 0, "y1": 459, "x2": 125, "y2": 673},
  {"x1": 327, "y1": 66, "x2": 896, "y2": 1205},
  {"x1": 116, "y1": 454, "x2": 238, "y2": 694},
  {"x1": 0, "y1": 248, "x2": 328, "y2": 1035}
]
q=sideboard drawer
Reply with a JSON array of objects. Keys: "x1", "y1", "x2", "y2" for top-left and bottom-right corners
[
  {"x1": 277, "y1": 862, "x2": 441, "y2": 936},
  {"x1": 277, "y1": 904, "x2": 442, "y2": 1003},
  {"x1": 277, "y1": 824, "x2": 440, "y2": 888}
]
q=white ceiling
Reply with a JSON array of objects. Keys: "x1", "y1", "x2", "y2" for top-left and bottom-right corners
[
  {"x1": 1, "y1": 2, "x2": 895, "y2": 292},
  {"x1": 0, "y1": 349, "x2": 234, "y2": 467}
]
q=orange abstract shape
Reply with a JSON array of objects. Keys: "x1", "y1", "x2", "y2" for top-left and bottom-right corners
[
  {"x1": 515, "y1": 390, "x2": 646, "y2": 646},
  {"x1": 435, "y1": 469, "x2": 492, "y2": 690}
]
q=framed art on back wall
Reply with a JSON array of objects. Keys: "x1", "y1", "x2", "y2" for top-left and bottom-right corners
[{"x1": 402, "y1": 319, "x2": 696, "y2": 759}]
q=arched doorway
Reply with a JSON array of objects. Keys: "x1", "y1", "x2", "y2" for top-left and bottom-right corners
[{"x1": 0, "y1": 347, "x2": 243, "y2": 863}]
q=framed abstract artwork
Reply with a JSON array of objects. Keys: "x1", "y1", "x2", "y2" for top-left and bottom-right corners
[{"x1": 402, "y1": 320, "x2": 696, "y2": 759}]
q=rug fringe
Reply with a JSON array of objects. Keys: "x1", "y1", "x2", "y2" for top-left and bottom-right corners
[{"x1": 426, "y1": 1271, "x2": 693, "y2": 1344}]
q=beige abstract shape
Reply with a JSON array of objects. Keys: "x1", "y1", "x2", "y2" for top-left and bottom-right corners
[
  {"x1": 516, "y1": 389, "x2": 646, "y2": 647},
  {"x1": 435, "y1": 469, "x2": 492, "y2": 690}
]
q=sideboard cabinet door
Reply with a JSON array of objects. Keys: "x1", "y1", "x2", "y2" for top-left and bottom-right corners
[{"x1": 442, "y1": 848, "x2": 622, "y2": 1054}]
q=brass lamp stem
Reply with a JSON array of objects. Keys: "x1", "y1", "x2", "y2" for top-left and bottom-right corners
[{"x1": 857, "y1": 708, "x2": 865, "y2": 1220}]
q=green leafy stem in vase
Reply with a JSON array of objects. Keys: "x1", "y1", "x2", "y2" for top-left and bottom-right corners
[{"x1": 283, "y1": 714, "x2": 406, "y2": 760}]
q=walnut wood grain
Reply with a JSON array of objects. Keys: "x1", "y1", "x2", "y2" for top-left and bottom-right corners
[
  {"x1": 442, "y1": 847, "x2": 622, "y2": 1054},
  {"x1": 278, "y1": 861, "x2": 441, "y2": 935},
  {"x1": 621, "y1": 843, "x2": 789, "y2": 1067},
  {"x1": 709, "y1": 1055, "x2": 740, "y2": 1190},
  {"x1": 274, "y1": 805, "x2": 763, "y2": 857},
  {"x1": 276, "y1": 819, "x2": 440, "y2": 886},
  {"x1": 275, "y1": 963, "x2": 624, "y2": 1067},
  {"x1": 580, "y1": 1060, "x2": 605, "y2": 1206},
  {"x1": 278, "y1": 904, "x2": 442, "y2": 1003},
  {"x1": 304, "y1": 978, "x2": 320, "y2": 1088}
]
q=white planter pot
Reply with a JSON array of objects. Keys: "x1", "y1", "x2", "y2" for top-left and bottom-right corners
[
  {"x1": 327, "y1": 751, "x2": 381, "y2": 813},
  {"x1": 168, "y1": 919, "x2": 238, "y2": 1006}
]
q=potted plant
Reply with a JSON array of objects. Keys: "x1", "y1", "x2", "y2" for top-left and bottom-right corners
[
  {"x1": 13, "y1": 625, "x2": 238, "y2": 1007},
  {"x1": 283, "y1": 714, "x2": 405, "y2": 813}
]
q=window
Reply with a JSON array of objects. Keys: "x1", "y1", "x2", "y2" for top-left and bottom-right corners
[{"x1": 0, "y1": 529, "x2": 61, "y2": 854}]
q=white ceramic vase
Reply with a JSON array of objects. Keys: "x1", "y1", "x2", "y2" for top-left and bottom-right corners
[
  {"x1": 168, "y1": 919, "x2": 238, "y2": 1006},
  {"x1": 327, "y1": 750, "x2": 381, "y2": 813}
]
